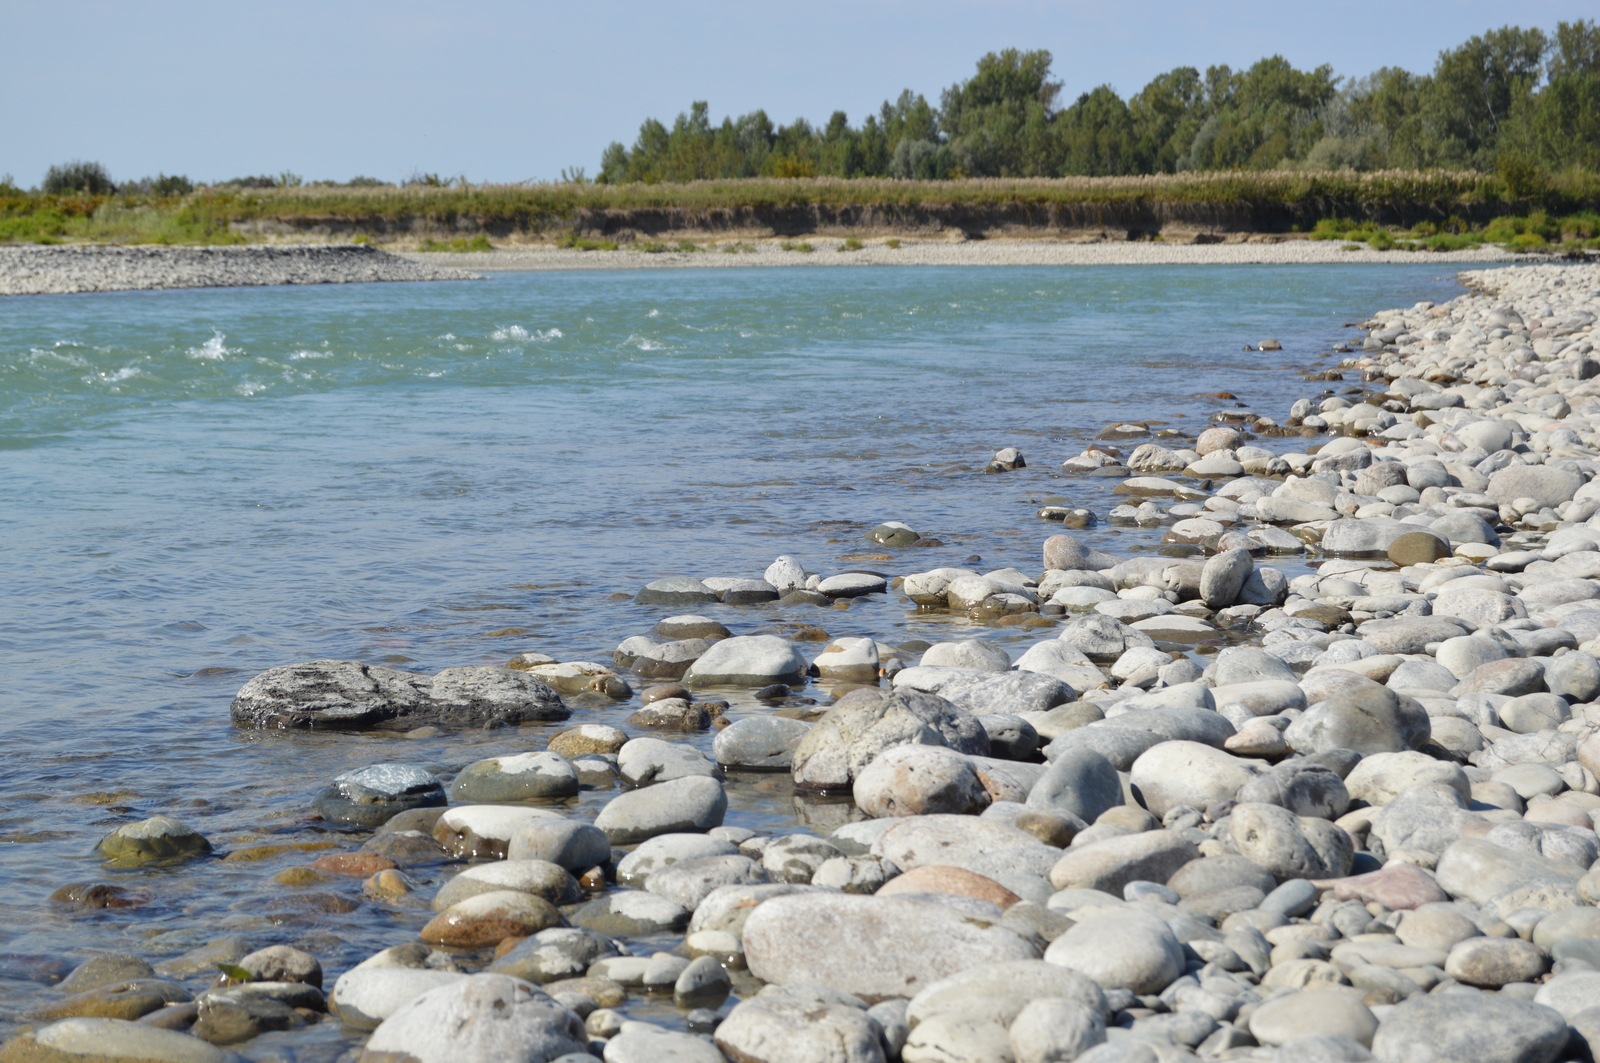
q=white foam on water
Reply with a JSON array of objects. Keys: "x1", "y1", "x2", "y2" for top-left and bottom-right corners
[
  {"x1": 490, "y1": 325, "x2": 531, "y2": 341},
  {"x1": 28, "y1": 347, "x2": 88, "y2": 367},
  {"x1": 289, "y1": 350, "x2": 332, "y2": 361},
  {"x1": 187, "y1": 330, "x2": 235, "y2": 361},
  {"x1": 626, "y1": 335, "x2": 662, "y2": 351},
  {"x1": 235, "y1": 380, "x2": 267, "y2": 396},
  {"x1": 647, "y1": 309, "x2": 660, "y2": 317},
  {"x1": 102, "y1": 366, "x2": 141, "y2": 383}
]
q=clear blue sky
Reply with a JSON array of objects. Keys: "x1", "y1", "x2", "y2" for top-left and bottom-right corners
[{"x1": 5, "y1": 0, "x2": 1592, "y2": 187}]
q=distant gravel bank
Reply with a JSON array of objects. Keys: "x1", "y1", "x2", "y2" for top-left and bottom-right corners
[
  {"x1": 395, "y1": 237, "x2": 1533, "y2": 273},
  {"x1": 0, "y1": 243, "x2": 481, "y2": 296}
]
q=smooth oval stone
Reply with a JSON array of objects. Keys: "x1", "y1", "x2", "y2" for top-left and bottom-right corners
[
  {"x1": 329, "y1": 969, "x2": 466, "y2": 1031},
  {"x1": 1369, "y1": 992, "x2": 1569, "y2": 1063},
  {"x1": 314, "y1": 763, "x2": 446, "y2": 829},
  {"x1": 712, "y1": 716, "x2": 812, "y2": 770},
  {"x1": 419, "y1": 891, "x2": 562, "y2": 949},
  {"x1": 95, "y1": 816, "x2": 212, "y2": 868},
  {"x1": 570, "y1": 891, "x2": 689, "y2": 936},
  {"x1": 636, "y1": 577, "x2": 719, "y2": 606},
  {"x1": 593, "y1": 776, "x2": 728, "y2": 844},
  {"x1": 714, "y1": 987, "x2": 879, "y2": 1063},
  {"x1": 431, "y1": 860, "x2": 579, "y2": 911},
  {"x1": 682, "y1": 635, "x2": 809, "y2": 689},
  {"x1": 1043, "y1": 908, "x2": 1185, "y2": 994},
  {"x1": 0, "y1": 1018, "x2": 230, "y2": 1062},
  {"x1": 362, "y1": 974, "x2": 587, "y2": 1062},
  {"x1": 451, "y1": 752, "x2": 579, "y2": 803},
  {"x1": 1249, "y1": 988, "x2": 1377, "y2": 1047},
  {"x1": 743, "y1": 893, "x2": 1040, "y2": 999}
]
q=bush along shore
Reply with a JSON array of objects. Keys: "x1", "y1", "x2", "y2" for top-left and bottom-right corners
[
  {"x1": 3, "y1": 172, "x2": 1599, "y2": 250},
  {"x1": 13, "y1": 263, "x2": 1600, "y2": 1063}
]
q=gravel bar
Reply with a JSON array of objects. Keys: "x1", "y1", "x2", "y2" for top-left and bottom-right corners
[
  {"x1": 399, "y1": 238, "x2": 1533, "y2": 274},
  {"x1": 0, "y1": 243, "x2": 481, "y2": 296}
]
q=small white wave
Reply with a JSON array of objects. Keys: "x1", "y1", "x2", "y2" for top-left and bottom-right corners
[
  {"x1": 490, "y1": 325, "x2": 531, "y2": 341},
  {"x1": 103, "y1": 366, "x2": 142, "y2": 382},
  {"x1": 426, "y1": 371, "x2": 445, "y2": 378},
  {"x1": 289, "y1": 349, "x2": 332, "y2": 361},
  {"x1": 540, "y1": 328, "x2": 562, "y2": 340},
  {"x1": 625, "y1": 335, "x2": 663, "y2": 351},
  {"x1": 439, "y1": 332, "x2": 456, "y2": 340},
  {"x1": 235, "y1": 380, "x2": 267, "y2": 396},
  {"x1": 647, "y1": 309, "x2": 660, "y2": 317},
  {"x1": 28, "y1": 347, "x2": 88, "y2": 367},
  {"x1": 188, "y1": 330, "x2": 235, "y2": 361}
]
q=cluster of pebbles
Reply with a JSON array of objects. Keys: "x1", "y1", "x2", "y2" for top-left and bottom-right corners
[
  {"x1": 0, "y1": 244, "x2": 478, "y2": 296},
  {"x1": 10, "y1": 263, "x2": 1600, "y2": 1063}
]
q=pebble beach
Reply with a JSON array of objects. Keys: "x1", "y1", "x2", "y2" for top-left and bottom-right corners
[
  {"x1": 0, "y1": 243, "x2": 479, "y2": 296},
  {"x1": 6, "y1": 257, "x2": 1600, "y2": 1063}
]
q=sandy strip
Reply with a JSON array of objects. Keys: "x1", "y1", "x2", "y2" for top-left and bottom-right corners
[{"x1": 396, "y1": 238, "x2": 1533, "y2": 274}]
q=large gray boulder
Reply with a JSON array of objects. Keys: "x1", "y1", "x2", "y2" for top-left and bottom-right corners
[
  {"x1": 894, "y1": 668, "x2": 1076, "y2": 715},
  {"x1": 682, "y1": 635, "x2": 808, "y2": 689},
  {"x1": 1284, "y1": 685, "x2": 1429, "y2": 756},
  {"x1": 1486, "y1": 464, "x2": 1584, "y2": 509},
  {"x1": 1026, "y1": 746, "x2": 1124, "y2": 823},
  {"x1": 791, "y1": 688, "x2": 988, "y2": 792},
  {"x1": 1369, "y1": 992, "x2": 1569, "y2": 1063},
  {"x1": 231, "y1": 660, "x2": 568, "y2": 731},
  {"x1": 743, "y1": 893, "x2": 1041, "y2": 999},
  {"x1": 361, "y1": 973, "x2": 586, "y2": 1063}
]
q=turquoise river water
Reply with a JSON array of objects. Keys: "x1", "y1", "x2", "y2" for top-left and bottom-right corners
[{"x1": 0, "y1": 263, "x2": 1497, "y2": 1057}]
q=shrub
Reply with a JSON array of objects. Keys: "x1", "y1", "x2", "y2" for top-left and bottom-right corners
[
  {"x1": 1367, "y1": 229, "x2": 1395, "y2": 250},
  {"x1": 885, "y1": 238, "x2": 902, "y2": 249},
  {"x1": 43, "y1": 160, "x2": 115, "y2": 195},
  {"x1": 1309, "y1": 217, "x2": 1353, "y2": 240},
  {"x1": 1424, "y1": 232, "x2": 1482, "y2": 251},
  {"x1": 556, "y1": 233, "x2": 617, "y2": 251},
  {"x1": 838, "y1": 236, "x2": 864, "y2": 251},
  {"x1": 779, "y1": 239, "x2": 815, "y2": 253},
  {"x1": 1559, "y1": 211, "x2": 1600, "y2": 240}
]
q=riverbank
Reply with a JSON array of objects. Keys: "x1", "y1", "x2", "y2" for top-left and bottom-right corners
[
  {"x1": 0, "y1": 240, "x2": 1533, "y2": 296},
  {"x1": 5, "y1": 260, "x2": 1600, "y2": 1061},
  {"x1": 0, "y1": 243, "x2": 479, "y2": 296},
  {"x1": 400, "y1": 237, "x2": 1532, "y2": 273}
]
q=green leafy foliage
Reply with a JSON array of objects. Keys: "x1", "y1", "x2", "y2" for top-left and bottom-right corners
[{"x1": 592, "y1": 20, "x2": 1599, "y2": 180}]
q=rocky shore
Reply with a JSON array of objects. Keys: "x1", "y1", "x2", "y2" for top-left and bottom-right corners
[
  {"x1": 0, "y1": 244, "x2": 480, "y2": 296},
  {"x1": 8, "y1": 263, "x2": 1600, "y2": 1063}
]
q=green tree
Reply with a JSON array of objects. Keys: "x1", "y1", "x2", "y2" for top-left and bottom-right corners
[
  {"x1": 1058, "y1": 86, "x2": 1137, "y2": 175},
  {"x1": 940, "y1": 49, "x2": 1063, "y2": 176},
  {"x1": 1425, "y1": 26, "x2": 1548, "y2": 166},
  {"x1": 1129, "y1": 67, "x2": 1206, "y2": 172}
]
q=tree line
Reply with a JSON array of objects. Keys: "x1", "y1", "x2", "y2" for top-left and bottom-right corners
[{"x1": 596, "y1": 21, "x2": 1600, "y2": 183}]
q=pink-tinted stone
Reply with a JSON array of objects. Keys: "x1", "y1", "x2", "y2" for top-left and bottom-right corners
[{"x1": 1317, "y1": 863, "x2": 1448, "y2": 910}]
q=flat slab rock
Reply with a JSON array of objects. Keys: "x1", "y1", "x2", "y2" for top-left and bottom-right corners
[{"x1": 230, "y1": 659, "x2": 569, "y2": 731}]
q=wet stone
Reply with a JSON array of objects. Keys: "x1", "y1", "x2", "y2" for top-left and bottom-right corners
[
  {"x1": 451, "y1": 752, "x2": 580, "y2": 802},
  {"x1": 636, "y1": 577, "x2": 719, "y2": 607},
  {"x1": 313, "y1": 763, "x2": 446, "y2": 829},
  {"x1": 230, "y1": 659, "x2": 568, "y2": 731},
  {"x1": 95, "y1": 816, "x2": 211, "y2": 868}
]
